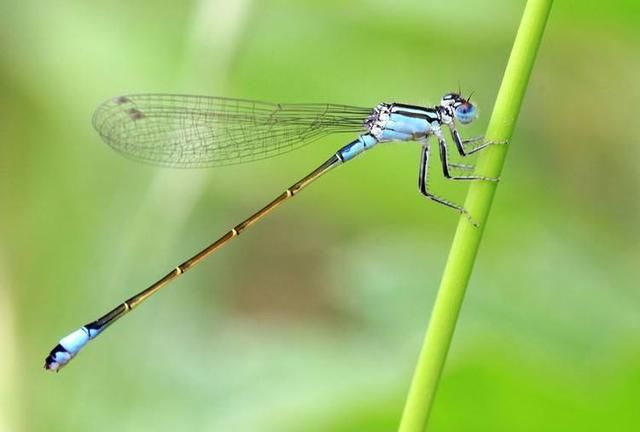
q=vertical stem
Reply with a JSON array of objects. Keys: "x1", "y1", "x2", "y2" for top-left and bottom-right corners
[{"x1": 398, "y1": 1, "x2": 553, "y2": 431}]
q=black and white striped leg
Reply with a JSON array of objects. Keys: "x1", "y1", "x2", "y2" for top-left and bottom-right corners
[
  {"x1": 449, "y1": 128, "x2": 507, "y2": 156},
  {"x1": 437, "y1": 136, "x2": 500, "y2": 182},
  {"x1": 418, "y1": 143, "x2": 477, "y2": 226}
]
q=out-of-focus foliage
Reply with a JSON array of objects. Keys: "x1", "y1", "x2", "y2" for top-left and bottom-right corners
[{"x1": 0, "y1": 0, "x2": 638, "y2": 431}]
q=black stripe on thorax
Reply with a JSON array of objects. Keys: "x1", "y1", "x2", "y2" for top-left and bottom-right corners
[{"x1": 391, "y1": 103, "x2": 440, "y2": 122}]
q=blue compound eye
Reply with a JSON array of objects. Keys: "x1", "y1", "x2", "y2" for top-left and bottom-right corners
[{"x1": 454, "y1": 102, "x2": 477, "y2": 124}]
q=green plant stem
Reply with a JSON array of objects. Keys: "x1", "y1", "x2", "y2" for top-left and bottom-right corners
[{"x1": 398, "y1": 1, "x2": 553, "y2": 431}]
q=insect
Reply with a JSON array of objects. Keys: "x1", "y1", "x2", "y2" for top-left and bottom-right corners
[{"x1": 44, "y1": 92, "x2": 499, "y2": 371}]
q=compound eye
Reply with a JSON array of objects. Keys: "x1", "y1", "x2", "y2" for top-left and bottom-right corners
[{"x1": 454, "y1": 102, "x2": 477, "y2": 124}]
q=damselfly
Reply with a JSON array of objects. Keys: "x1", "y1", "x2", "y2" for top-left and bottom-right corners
[{"x1": 44, "y1": 92, "x2": 499, "y2": 371}]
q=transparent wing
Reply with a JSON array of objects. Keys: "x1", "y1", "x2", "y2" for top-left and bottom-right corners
[{"x1": 92, "y1": 93, "x2": 373, "y2": 168}]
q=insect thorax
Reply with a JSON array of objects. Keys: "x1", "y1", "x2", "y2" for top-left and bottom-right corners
[{"x1": 364, "y1": 103, "x2": 392, "y2": 140}]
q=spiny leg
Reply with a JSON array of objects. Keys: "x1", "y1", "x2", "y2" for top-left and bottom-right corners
[
  {"x1": 418, "y1": 143, "x2": 477, "y2": 226},
  {"x1": 449, "y1": 127, "x2": 507, "y2": 156},
  {"x1": 449, "y1": 162, "x2": 475, "y2": 171},
  {"x1": 437, "y1": 135, "x2": 499, "y2": 182},
  {"x1": 448, "y1": 162, "x2": 478, "y2": 179}
]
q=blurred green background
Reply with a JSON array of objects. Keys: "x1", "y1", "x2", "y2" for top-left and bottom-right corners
[{"x1": 1, "y1": 0, "x2": 638, "y2": 430}]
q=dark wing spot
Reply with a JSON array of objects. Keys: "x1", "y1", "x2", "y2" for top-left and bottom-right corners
[
  {"x1": 127, "y1": 108, "x2": 145, "y2": 120},
  {"x1": 115, "y1": 96, "x2": 131, "y2": 104}
]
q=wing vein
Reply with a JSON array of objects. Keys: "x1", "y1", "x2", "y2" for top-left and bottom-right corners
[{"x1": 93, "y1": 94, "x2": 372, "y2": 168}]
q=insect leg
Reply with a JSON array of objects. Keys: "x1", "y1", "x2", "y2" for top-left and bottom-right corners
[
  {"x1": 417, "y1": 141, "x2": 477, "y2": 226},
  {"x1": 437, "y1": 135, "x2": 500, "y2": 182}
]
